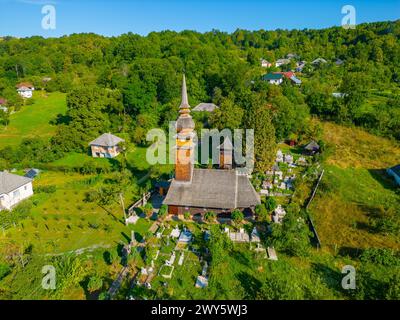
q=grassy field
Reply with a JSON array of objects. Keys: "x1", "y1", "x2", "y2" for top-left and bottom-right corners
[
  {"x1": 0, "y1": 170, "x2": 151, "y2": 255},
  {"x1": 309, "y1": 122, "x2": 400, "y2": 252},
  {"x1": 0, "y1": 92, "x2": 67, "y2": 149}
]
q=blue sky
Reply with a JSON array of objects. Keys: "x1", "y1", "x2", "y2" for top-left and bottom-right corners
[{"x1": 0, "y1": 0, "x2": 399, "y2": 37}]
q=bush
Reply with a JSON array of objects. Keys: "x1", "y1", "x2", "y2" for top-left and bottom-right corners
[
  {"x1": 255, "y1": 204, "x2": 270, "y2": 222},
  {"x1": 87, "y1": 275, "x2": 103, "y2": 293},
  {"x1": 265, "y1": 197, "x2": 277, "y2": 212},
  {"x1": 231, "y1": 209, "x2": 244, "y2": 224},
  {"x1": 158, "y1": 204, "x2": 168, "y2": 219},
  {"x1": 360, "y1": 248, "x2": 400, "y2": 267},
  {"x1": 143, "y1": 203, "x2": 153, "y2": 217},
  {"x1": 36, "y1": 185, "x2": 57, "y2": 194},
  {"x1": 204, "y1": 211, "x2": 216, "y2": 222},
  {"x1": 184, "y1": 211, "x2": 191, "y2": 220},
  {"x1": 0, "y1": 264, "x2": 11, "y2": 280}
]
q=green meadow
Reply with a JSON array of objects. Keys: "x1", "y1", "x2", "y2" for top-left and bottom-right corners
[{"x1": 0, "y1": 92, "x2": 67, "y2": 148}]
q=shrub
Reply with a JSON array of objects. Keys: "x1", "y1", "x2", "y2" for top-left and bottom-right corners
[
  {"x1": 0, "y1": 264, "x2": 11, "y2": 280},
  {"x1": 158, "y1": 204, "x2": 168, "y2": 219},
  {"x1": 36, "y1": 185, "x2": 57, "y2": 194},
  {"x1": 143, "y1": 203, "x2": 153, "y2": 217},
  {"x1": 87, "y1": 275, "x2": 103, "y2": 293},
  {"x1": 231, "y1": 209, "x2": 244, "y2": 224},
  {"x1": 204, "y1": 211, "x2": 216, "y2": 222},
  {"x1": 184, "y1": 211, "x2": 191, "y2": 220},
  {"x1": 255, "y1": 204, "x2": 270, "y2": 222},
  {"x1": 265, "y1": 197, "x2": 277, "y2": 212}
]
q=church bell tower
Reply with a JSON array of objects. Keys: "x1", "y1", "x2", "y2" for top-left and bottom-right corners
[{"x1": 175, "y1": 75, "x2": 195, "y2": 182}]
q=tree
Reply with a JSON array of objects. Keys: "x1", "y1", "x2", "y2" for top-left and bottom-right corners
[
  {"x1": 255, "y1": 204, "x2": 270, "y2": 222},
  {"x1": 265, "y1": 197, "x2": 277, "y2": 212},
  {"x1": 244, "y1": 93, "x2": 277, "y2": 172},
  {"x1": 209, "y1": 96, "x2": 244, "y2": 131},
  {"x1": 143, "y1": 203, "x2": 153, "y2": 217},
  {"x1": 158, "y1": 204, "x2": 168, "y2": 220},
  {"x1": 204, "y1": 211, "x2": 216, "y2": 223},
  {"x1": 231, "y1": 209, "x2": 244, "y2": 224},
  {"x1": 87, "y1": 275, "x2": 103, "y2": 293},
  {"x1": 268, "y1": 207, "x2": 311, "y2": 257}
]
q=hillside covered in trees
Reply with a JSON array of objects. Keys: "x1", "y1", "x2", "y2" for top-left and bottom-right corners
[
  {"x1": 0, "y1": 20, "x2": 399, "y2": 169},
  {"x1": 0, "y1": 20, "x2": 399, "y2": 301}
]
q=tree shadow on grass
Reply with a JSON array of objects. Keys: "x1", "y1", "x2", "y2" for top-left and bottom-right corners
[
  {"x1": 79, "y1": 275, "x2": 101, "y2": 300},
  {"x1": 121, "y1": 231, "x2": 131, "y2": 243},
  {"x1": 235, "y1": 271, "x2": 262, "y2": 300},
  {"x1": 311, "y1": 262, "x2": 343, "y2": 294},
  {"x1": 368, "y1": 169, "x2": 398, "y2": 192},
  {"x1": 231, "y1": 250, "x2": 251, "y2": 268}
]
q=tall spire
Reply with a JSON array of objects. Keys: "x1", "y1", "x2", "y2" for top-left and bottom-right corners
[{"x1": 179, "y1": 74, "x2": 190, "y2": 112}]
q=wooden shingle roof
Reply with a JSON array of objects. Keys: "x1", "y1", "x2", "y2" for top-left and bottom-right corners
[
  {"x1": 163, "y1": 169, "x2": 260, "y2": 209},
  {"x1": 89, "y1": 133, "x2": 124, "y2": 147}
]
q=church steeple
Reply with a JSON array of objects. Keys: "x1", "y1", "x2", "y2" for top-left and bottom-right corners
[
  {"x1": 175, "y1": 75, "x2": 195, "y2": 182},
  {"x1": 180, "y1": 74, "x2": 189, "y2": 111}
]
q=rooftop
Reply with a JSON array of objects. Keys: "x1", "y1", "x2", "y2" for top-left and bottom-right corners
[
  {"x1": 0, "y1": 171, "x2": 32, "y2": 195},
  {"x1": 89, "y1": 133, "x2": 125, "y2": 147},
  {"x1": 163, "y1": 168, "x2": 260, "y2": 209},
  {"x1": 262, "y1": 73, "x2": 284, "y2": 81},
  {"x1": 192, "y1": 103, "x2": 219, "y2": 112}
]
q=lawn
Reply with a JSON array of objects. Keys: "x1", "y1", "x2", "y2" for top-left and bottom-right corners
[
  {"x1": 0, "y1": 91, "x2": 67, "y2": 149},
  {"x1": 0, "y1": 170, "x2": 150, "y2": 255},
  {"x1": 309, "y1": 121, "x2": 400, "y2": 252}
]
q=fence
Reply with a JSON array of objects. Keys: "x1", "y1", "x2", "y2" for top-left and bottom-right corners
[
  {"x1": 127, "y1": 191, "x2": 153, "y2": 215},
  {"x1": 306, "y1": 169, "x2": 324, "y2": 249}
]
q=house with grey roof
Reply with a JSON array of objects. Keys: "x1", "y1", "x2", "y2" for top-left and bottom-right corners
[
  {"x1": 311, "y1": 58, "x2": 327, "y2": 65},
  {"x1": 0, "y1": 171, "x2": 33, "y2": 211},
  {"x1": 387, "y1": 164, "x2": 400, "y2": 186},
  {"x1": 275, "y1": 58, "x2": 291, "y2": 67},
  {"x1": 89, "y1": 133, "x2": 125, "y2": 158},
  {"x1": 163, "y1": 76, "x2": 260, "y2": 217},
  {"x1": 192, "y1": 103, "x2": 219, "y2": 112},
  {"x1": 304, "y1": 140, "x2": 320, "y2": 155}
]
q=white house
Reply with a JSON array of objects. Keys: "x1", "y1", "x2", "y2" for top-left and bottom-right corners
[
  {"x1": 0, "y1": 171, "x2": 34, "y2": 211},
  {"x1": 16, "y1": 82, "x2": 35, "y2": 99},
  {"x1": 262, "y1": 73, "x2": 284, "y2": 85},
  {"x1": 261, "y1": 59, "x2": 272, "y2": 68}
]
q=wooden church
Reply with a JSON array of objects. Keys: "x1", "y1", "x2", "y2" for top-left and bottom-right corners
[{"x1": 163, "y1": 75, "x2": 260, "y2": 216}]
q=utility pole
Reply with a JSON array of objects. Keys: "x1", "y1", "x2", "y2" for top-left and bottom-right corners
[{"x1": 119, "y1": 193, "x2": 127, "y2": 225}]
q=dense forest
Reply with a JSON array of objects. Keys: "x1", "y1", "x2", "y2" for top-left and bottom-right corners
[
  {"x1": 0, "y1": 20, "x2": 399, "y2": 169},
  {"x1": 0, "y1": 20, "x2": 399, "y2": 301}
]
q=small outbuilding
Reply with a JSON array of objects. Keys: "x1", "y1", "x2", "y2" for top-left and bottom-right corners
[
  {"x1": 89, "y1": 133, "x2": 125, "y2": 158},
  {"x1": 304, "y1": 140, "x2": 320, "y2": 155}
]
